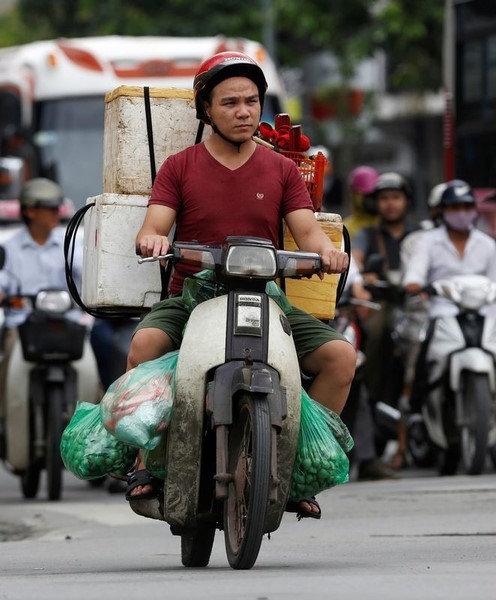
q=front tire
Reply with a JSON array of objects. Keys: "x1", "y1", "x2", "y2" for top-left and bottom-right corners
[
  {"x1": 21, "y1": 464, "x2": 41, "y2": 499},
  {"x1": 460, "y1": 372, "x2": 491, "y2": 475},
  {"x1": 46, "y1": 385, "x2": 64, "y2": 501},
  {"x1": 224, "y1": 393, "x2": 271, "y2": 570},
  {"x1": 407, "y1": 414, "x2": 437, "y2": 467},
  {"x1": 181, "y1": 526, "x2": 216, "y2": 567}
]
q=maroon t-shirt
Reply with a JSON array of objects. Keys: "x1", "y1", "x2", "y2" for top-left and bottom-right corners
[{"x1": 149, "y1": 143, "x2": 313, "y2": 293}]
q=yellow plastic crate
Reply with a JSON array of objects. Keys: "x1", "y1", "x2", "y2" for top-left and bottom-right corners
[{"x1": 283, "y1": 212, "x2": 343, "y2": 320}]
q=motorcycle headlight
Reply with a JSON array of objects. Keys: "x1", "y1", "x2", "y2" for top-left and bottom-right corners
[
  {"x1": 35, "y1": 290, "x2": 72, "y2": 314},
  {"x1": 225, "y1": 244, "x2": 277, "y2": 278}
]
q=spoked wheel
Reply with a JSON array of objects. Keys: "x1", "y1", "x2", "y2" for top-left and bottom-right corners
[
  {"x1": 21, "y1": 464, "x2": 41, "y2": 499},
  {"x1": 181, "y1": 526, "x2": 216, "y2": 567},
  {"x1": 460, "y1": 372, "x2": 490, "y2": 475},
  {"x1": 224, "y1": 393, "x2": 271, "y2": 570},
  {"x1": 46, "y1": 385, "x2": 65, "y2": 501}
]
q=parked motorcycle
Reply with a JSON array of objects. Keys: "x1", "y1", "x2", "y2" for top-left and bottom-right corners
[
  {"x1": 418, "y1": 274, "x2": 496, "y2": 475},
  {"x1": 0, "y1": 248, "x2": 99, "y2": 500},
  {"x1": 131, "y1": 236, "x2": 325, "y2": 569}
]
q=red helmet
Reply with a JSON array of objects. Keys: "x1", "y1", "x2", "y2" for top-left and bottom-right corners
[{"x1": 193, "y1": 51, "x2": 268, "y2": 124}]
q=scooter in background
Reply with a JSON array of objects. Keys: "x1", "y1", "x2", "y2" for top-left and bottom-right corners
[
  {"x1": 418, "y1": 275, "x2": 496, "y2": 475},
  {"x1": 0, "y1": 247, "x2": 99, "y2": 500}
]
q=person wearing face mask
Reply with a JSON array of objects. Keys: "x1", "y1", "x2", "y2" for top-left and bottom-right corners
[{"x1": 403, "y1": 179, "x2": 496, "y2": 413}]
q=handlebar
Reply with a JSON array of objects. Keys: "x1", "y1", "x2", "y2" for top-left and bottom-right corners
[{"x1": 136, "y1": 238, "x2": 324, "y2": 280}]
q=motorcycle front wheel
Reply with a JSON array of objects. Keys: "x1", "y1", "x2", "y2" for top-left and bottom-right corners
[
  {"x1": 460, "y1": 372, "x2": 490, "y2": 475},
  {"x1": 181, "y1": 526, "x2": 216, "y2": 567},
  {"x1": 407, "y1": 414, "x2": 437, "y2": 468},
  {"x1": 21, "y1": 464, "x2": 41, "y2": 499},
  {"x1": 224, "y1": 393, "x2": 271, "y2": 570},
  {"x1": 46, "y1": 384, "x2": 65, "y2": 500}
]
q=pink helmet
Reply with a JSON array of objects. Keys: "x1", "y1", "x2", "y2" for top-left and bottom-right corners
[{"x1": 348, "y1": 166, "x2": 379, "y2": 195}]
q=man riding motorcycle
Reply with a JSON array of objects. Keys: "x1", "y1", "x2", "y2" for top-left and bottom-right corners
[
  {"x1": 124, "y1": 51, "x2": 356, "y2": 519},
  {"x1": 403, "y1": 179, "x2": 496, "y2": 413},
  {"x1": 0, "y1": 178, "x2": 96, "y2": 461}
]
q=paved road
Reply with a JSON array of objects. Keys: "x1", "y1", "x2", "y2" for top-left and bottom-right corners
[{"x1": 1, "y1": 465, "x2": 495, "y2": 600}]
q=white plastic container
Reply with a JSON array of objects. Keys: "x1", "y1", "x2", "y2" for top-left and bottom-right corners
[
  {"x1": 82, "y1": 193, "x2": 162, "y2": 310},
  {"x1": 103, "y1": 86, "x2": 210, "y2": 195}
]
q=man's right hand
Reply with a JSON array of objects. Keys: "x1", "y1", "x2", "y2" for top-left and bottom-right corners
[{"x1": 135, "y1": 235, "x2": 170, "y2": 259}]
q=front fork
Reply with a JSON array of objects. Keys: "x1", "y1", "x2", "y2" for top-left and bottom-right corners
[
  {"x1": 207, "y1": 362, "x2": 287, "y2": 504},
  {"x1": 213, "y1": 422, "x2": 280, "y2": 504},
  {"x1": 29, "y1": 365, "x2": 76, "y2": 463}
]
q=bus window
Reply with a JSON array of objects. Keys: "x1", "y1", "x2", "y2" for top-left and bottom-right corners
[{"x1": 34, "y1": 96, "x2": 105, "y2": 209}]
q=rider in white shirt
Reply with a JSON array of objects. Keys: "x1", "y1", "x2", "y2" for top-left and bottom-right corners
[
  {"x1": 403, "y1": 179, "x2": 496, "y2": 413},
  {"x1": 403, "y1": 180, "x2": 496, "y2": 319}
]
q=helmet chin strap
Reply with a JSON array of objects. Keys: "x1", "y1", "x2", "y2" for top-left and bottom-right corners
[{"x1": 210, "y1": 119, "x2": 244, "y2": 153}]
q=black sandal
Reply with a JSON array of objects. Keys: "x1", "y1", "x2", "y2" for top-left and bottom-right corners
[
  {"x1": 125, "y1": 469, "x2": 163, "y2": 502},
  {"x1": 285, "y1": 496, "x2": 322, "y2": 521}
]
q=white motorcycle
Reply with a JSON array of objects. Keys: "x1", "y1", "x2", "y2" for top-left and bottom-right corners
[
  {"x1": 420, "y1": 274, "x2": 496, "y2": 475},
  {"x1": 0, "y1": 249, "x2": 99, "y2": 500},
  {"x1": 131, "y1": 236, "x2": 327, "y2": 569}
]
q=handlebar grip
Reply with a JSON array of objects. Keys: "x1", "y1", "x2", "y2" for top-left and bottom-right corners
[{"x1": 423, "y1": 284, "x2": 436, "y2": 296}]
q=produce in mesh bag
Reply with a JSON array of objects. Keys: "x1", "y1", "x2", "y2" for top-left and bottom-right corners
[
  {"x1": 60, "y1": 401, "x2": 137, "y2": 480},
  {"x1": 289, "y1": 389, "x2": 354, "y2": 501},
  {"x1": 101, "y1": 351, "x2": 178, "y2": 450}
]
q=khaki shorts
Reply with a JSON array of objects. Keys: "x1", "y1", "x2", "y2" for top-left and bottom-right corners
[{"x1": 135, "y1": 296, "x2": 346, "y2": 359}]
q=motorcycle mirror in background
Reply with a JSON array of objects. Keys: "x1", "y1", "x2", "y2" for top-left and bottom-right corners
[
  {"x1": 363, "y1": 252, "x2": 385, "y2": 275},
  {"x1": 0, "y1": 245, "x2": 5, "y2": 270}
]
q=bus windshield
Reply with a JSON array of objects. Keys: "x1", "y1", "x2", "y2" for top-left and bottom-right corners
[{"x1": 34, "y1": 96, "x2": 105, "y2": 209}]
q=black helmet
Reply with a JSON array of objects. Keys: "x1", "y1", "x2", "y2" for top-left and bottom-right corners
[
  {"x1": 373, "y1": 172, "x2": 412, "y2": 198},
  {"x1": 19, "y1": 178, "x2": 64, "y2": 209},
  {"x1": 439, "y1": 179, "x2": 475, "y2": 207},
  {"x1": 193, "y1": 51, "x2": 268, "y2": 125}
]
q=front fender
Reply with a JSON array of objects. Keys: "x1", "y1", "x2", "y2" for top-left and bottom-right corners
[{"x1": 449, "y1": 348, "x2": 495, "y2": 391}]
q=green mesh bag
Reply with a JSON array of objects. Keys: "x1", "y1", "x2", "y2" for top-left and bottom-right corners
[
  {"x1": 289, "y1": 390, "x2": 354, "y2": 501},
  {"x1": 60, "y1": 401, "x2": 137, "y2": 480}
]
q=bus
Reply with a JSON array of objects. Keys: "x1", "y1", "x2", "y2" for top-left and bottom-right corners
[
  {"x1": 0, "y1": 35, "x2": 286, "y2": 215},
  {"x1": 444, "y1": 0, "x2": 496, "y2": 191}
]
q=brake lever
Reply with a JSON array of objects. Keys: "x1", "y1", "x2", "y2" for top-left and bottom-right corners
[{"x1": 137, "y1": 254, "x2": 173, "y2": 264}]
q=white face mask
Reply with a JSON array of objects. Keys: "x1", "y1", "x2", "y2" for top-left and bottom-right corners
[{"x1": 443, "y1": 208, "x2": 477, "y2": 232}]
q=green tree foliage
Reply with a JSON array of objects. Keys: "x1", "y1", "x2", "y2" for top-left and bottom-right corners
[
  {"x1": 373, "y1": 0, "x2": 444, "y2": 91},
  {"x1": 0, "y1": 0, "x2": 443, "y2": 92}
]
